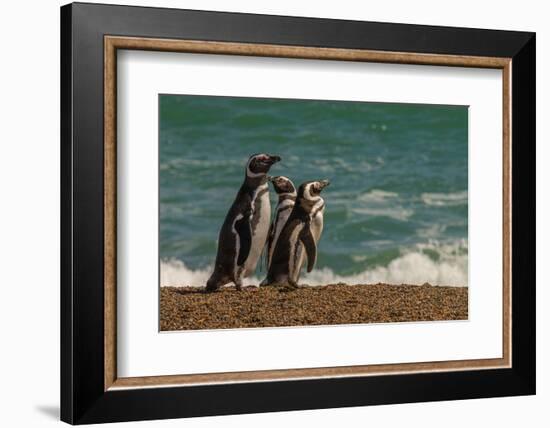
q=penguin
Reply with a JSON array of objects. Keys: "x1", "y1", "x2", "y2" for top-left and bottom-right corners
[
  {"x1": 206, "y1": 153, "x2": 281, "y2": 292},
  {"x1": 264, "y1": 176, "x2": 297, "y2": 273},
  {"x1": 262, "y1": 179, "x2": 330, "y2": 287}
]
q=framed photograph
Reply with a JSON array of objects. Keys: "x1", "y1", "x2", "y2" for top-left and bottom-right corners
[{"x1": 61, "y1": 2, "x2": 535, "y2": 424}]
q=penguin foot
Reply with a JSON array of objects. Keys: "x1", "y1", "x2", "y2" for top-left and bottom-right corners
[
  {"x1": 277, "y1": 282, "x2": 299, "y2": 292},
  {"x1": 205, "y1": 275, "x2": 224, "y2": 292}
]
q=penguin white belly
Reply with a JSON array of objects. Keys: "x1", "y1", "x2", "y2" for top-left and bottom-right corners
[
  {"x1": 311, "y1": 208, "x2": 324, "y2": 241},
  {"x1": 294, "y1": 207, "x2": 325, "y2": 282},
  {"x1": 243, "y1": 187, "x2": 271, "y2": 277},
  {"x1": 268, "y1": 206, "x2": 292, "y2": 264}
]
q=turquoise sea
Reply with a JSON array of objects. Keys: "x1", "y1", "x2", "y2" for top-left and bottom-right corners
[{"x1": 159, "y1": 95, "x2": 468, "y2": 287}]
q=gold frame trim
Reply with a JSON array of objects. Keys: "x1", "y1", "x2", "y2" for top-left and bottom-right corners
[{"x1": 104, "y1": 36, "x2": 512, "y2": 391}]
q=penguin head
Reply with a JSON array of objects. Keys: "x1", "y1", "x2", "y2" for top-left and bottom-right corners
[
  {"x1": 298, "y1": 180, "x2": 330, "y2": 207},
  {"x1": 246, "y1": 153, "x2": 281, "y2": 178},
  {"x1": 269, "y1": 176, "x2": 296, "y2": 196}
]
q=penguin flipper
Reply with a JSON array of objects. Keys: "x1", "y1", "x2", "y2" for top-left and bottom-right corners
[
  {"x1": 235, "y1": 212, "x2": 252, "y2": 266},
  {"x1": 263, "y1": 220, "x2": 275, "y2": 270},
  {"x1": 300, "y1": 228, "x2": 317, "y2": 273},
  {"x1": 267, "y1": 221, "x2": 275, "y2": 257}
]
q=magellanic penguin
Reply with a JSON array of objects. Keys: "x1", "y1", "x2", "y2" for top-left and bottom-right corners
[
  {"x1": 264, "y1": 176, "x2": 297, "y2": 273},
  {"x1": 262, "y1": 179, "x2": 330, "y2": 287},
  {"x1": 206, "y1": 153, "x2": 281, "y2": 292}
]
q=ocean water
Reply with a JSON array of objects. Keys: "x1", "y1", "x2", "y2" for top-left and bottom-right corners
[{"x1": 159, "y1": 95, "x2": 468, "y2": 287}]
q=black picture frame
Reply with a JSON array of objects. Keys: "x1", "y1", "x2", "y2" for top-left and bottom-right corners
[{"x1": 61, "y1": 2, "x2": 535, "y2": 424}]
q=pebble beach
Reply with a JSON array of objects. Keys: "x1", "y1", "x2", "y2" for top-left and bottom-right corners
[{"x1": 160, "y1": 283, "x2": 468, "y2": 331}]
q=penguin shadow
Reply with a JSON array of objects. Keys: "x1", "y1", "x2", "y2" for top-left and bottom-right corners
[
  {"x1": 173, "y1": 288, "x2": 210, "y2": 296},
  {"x1": 172, "y1": 286, "x2": 262, "y2": 296},
  {"x1": 171, "y1": 287, "x2": 242, "y2": 295}
]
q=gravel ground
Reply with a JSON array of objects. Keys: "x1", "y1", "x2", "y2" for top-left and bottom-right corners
[{"x1": 160, "y1": 283, "x2": 468, "y2": 331}]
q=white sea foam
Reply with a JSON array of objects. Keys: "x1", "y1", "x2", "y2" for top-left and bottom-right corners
[
  {"x1": 421, "y1": 191, "x2": 468, "y2": 207},
  {"x1": 353, "y1": 189, "x2": 413, "y2": 221},
  {"x1": 351, "y1": 206, "x2": 413, "y2": 221},
  {"x1": 357, "y1": 189, "x2": 399, "y2": 203},
  {"x1": 302, "y1": 252, "x2": 466, "y2": 287},
  {"x1": 160, "y1": 240, "x2": 468, "y2": 288},
  {"x1": 416, "y1": 224, "x2": 447, "y2": 239},
  {"x1": 160, "y1": 259, "x2": 221, "y2": 288},
  {"x1": 304, "y1": 239, "x2": 466, "y2": 286}
]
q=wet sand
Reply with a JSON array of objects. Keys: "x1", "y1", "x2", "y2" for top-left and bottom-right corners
[{"x1": 160, "y1": 283, "x2": 468, "y2": 331}]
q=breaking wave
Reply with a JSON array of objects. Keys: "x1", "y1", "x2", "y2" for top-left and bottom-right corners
[{"x1": 160, "y1": 240, "x2": 467, "y2": 288}]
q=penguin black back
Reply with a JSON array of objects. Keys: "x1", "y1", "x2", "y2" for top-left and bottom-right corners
[
  {"x1": 206, "y1": 153, "x2": 281, "y2": 291},
  {"x1": 262, "y1": 180, "x2": 330, "y2": 287}
]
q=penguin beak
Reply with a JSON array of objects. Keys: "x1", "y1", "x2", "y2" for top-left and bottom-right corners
[
  {"x1": 319, "y1": 179, "x2": 330, "y2": 189},
  {"x1": 267, "y1": 155, "x2": 281, "y2": 164}
]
